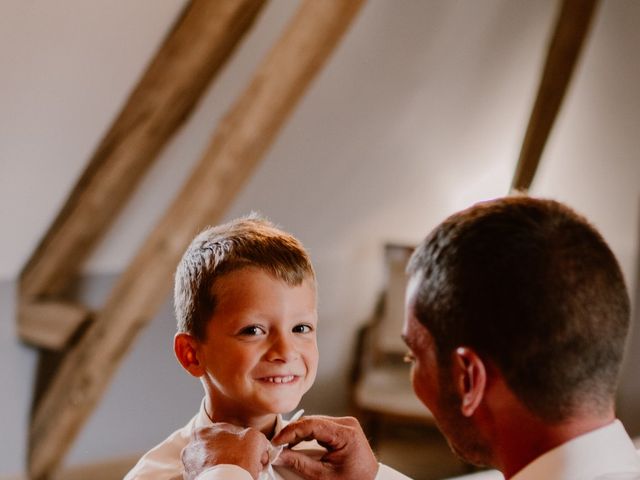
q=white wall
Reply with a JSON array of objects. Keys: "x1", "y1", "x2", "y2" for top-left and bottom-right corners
[
  {"x1": 1, "y1": 0, "x2": 639, "y2": 475},
  {"x1": 0, "y1": 281, "x2": 35, "y2": 474}
]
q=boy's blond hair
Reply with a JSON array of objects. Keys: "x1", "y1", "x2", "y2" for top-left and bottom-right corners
[{"x1": 174, "y1": 215, "x2": 315, "y2": 340}]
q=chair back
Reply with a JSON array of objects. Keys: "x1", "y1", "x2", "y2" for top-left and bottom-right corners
[{"x1": 370, "y1": 243, "x2": 414, "y2": 362}]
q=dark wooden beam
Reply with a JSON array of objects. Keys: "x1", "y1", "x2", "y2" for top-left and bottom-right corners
[
  {"x1": 510, "y1": 0, "x2": 600, "y2": 193},
  {"x1": 18, "y1": 301, "x2": 90, "y2": 350},
  {"x1": 19, "y1": 0, "x2": 267, "y2": 301},
  {"x1": 28, "y1": 0, "x2": 366, "y2": 477}
]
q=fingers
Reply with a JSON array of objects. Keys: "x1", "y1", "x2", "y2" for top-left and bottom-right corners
[
  {"x1": 272, "y1": 416, "x2": 334, "y2": 447},
  {"x1": 272, "y1": 415, "x2": 361, "y2": 449},
  {"x1": 185, "y1": 424, "x2": 272, "y2": 479},
  {"x1": 191, "y1": 425, "x2": 271, "y2": 460},
  {"x1": 274, "y1": 448, "x2": 325, "y2": 480},
  {"x1": 261, "y1": 449, "x2": 270, "y2": 468},
  {"x1": 237, "y1": 427, "x2": 272, "y2": 454},
  {"x1": 272, "y1": 416, "x2": 378, "y2": 480},
  {"x1": 330, "y1": 416, "x2": 360, "y2": 427}
]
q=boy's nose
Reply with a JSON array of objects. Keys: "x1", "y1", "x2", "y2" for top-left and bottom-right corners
[{"x1": 266, "y1": 334, "x2": 299, "y2": 363}]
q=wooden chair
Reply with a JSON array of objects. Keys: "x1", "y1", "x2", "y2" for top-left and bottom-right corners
[{"x1": 350, "y1": 244, "x2": 435, "y2": 446}]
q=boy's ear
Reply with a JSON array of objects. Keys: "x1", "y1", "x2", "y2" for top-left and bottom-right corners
[
  {"x1": 452, "y1": 346, "x2": 487, "y2": 417},
  {"x1": 174, "y1": 332, "x2": 205, "y2": 377}
]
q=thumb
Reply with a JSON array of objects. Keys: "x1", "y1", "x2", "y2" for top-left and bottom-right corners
[
  {"x1": 261, "y1": 449, "x2": 270, "y2": 468},
  {"x1": 273, "y1": 449, "x2": 324, "y2": 480}
]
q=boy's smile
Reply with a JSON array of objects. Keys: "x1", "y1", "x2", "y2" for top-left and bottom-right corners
[{"x1": 194, "y1": 266, "x2": 318, "y2": 431}]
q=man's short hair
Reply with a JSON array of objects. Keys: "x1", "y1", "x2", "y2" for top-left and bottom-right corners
[
  {"x1": 174, "y1": 214, "x2": 315, "y2": 341},
  {"x1": 407, "y1": 197, "x2": 630, "y2": 421}
]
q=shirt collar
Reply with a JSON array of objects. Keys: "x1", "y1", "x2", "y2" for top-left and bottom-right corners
[
  {"x1": 512, "y1": 420, "x2": 640, "y2": 480},
  {"x1": 195, "y1": 397, "x2": 213, "y2": 429},
  {"x1": 194, "y1": 398, "x2": 289, "y2": 435}
]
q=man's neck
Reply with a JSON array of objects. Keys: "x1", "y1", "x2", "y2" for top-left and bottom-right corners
[
  {"x1": 495, "y1": 410, "x2": 615, "y2": 479},
  {"x1": 477, "y1": 372, "x2": 617, "y2": 478}
]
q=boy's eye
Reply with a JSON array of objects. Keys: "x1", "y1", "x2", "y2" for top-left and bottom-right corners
[
  {"x1": 239, "y1": 325, "x2": 266, "y2": 336},
  {"x1": 403, "y1": 351, "x2": 416, "y2": 364},
  {"x1": 292, "y1": 323, "x2": 313, "y2": 334}
]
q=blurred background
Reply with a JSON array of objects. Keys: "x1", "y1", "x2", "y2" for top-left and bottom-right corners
[{"x1": 1, "y1": 0, "x2": 639, "y2": 478}]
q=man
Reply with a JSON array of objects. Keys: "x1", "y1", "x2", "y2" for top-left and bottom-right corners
[{"x1": 182, "y1": 197, "x2": 640, "y2": 480}]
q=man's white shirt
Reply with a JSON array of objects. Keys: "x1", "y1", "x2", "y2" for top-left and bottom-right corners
[
  {"x1": 511, "y1": 420, "x2": 640, "y2": 480},
  {"x1": 448, "y1": 420, "x2": 640, "y2": 480}
]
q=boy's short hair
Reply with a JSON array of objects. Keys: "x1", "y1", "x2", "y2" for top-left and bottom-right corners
[{"x1": 174, "y1": 214, "x2": 315, "y2": 341}]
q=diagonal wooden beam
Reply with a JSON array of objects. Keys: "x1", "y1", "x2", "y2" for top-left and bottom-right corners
[
  {"x1": 28, "y1": 0, "x2": 366, "y2": 477},
  {"x1": 19, "y1": 0, "x2": 267, "y2": 301},
  {"x1": 510, "y1": 0, "x2": 600, "y2": 193},
  {"x1": 616, "y1": 201, "x2": 640, "y2": 435},
  {"x1": 18, "y1": 301, "x2": 90, "y2": 350}
]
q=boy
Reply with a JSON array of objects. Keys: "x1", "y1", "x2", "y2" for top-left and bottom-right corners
[{"x1": 125, "y1": 215, "x2": 322, "y2": 480}]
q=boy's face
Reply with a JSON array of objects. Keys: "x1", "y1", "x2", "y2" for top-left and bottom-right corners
[{"x1": 197, "y1": 267, "x2": 318, "y2": 422}]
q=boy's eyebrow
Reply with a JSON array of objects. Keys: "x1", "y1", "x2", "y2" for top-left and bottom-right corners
[{"x1": 234, "y1": 310, "x2": 317, "y2": 322}]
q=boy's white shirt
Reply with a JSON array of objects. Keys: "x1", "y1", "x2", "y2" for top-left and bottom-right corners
[
  {"x1": 124, "y1": 399, "x2": 309, "y2": 480},
  {"x1": 197, "y1": 463, "x2": 411, "y2": 480},
  {"x1": 124, "y1": 398, "x2": 410, "y2": 480}
]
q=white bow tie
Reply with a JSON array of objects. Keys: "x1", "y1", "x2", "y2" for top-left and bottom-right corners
[{"x1": 258, "y1": 410, "x2": 304, "y2": 480}]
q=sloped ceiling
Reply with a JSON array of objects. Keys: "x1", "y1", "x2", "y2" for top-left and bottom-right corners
[{"x1": 2, "y1": 0, "x2": 639, "y2": 294}]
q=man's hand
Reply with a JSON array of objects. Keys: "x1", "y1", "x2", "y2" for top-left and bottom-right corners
[
  {"x1": 182, "y1": 423, "x2": 271, "y2": 480},
  {"x1": 272, "y1": 416, "x2": 378, "y2": 480}
]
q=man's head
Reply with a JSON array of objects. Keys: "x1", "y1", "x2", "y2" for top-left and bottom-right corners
[
  {"x1": 403, "y1": 197, "x2": 630, "y2": 461},
  {"x1": 173, "y1": 215, "x2": 318, "y2": 426}
]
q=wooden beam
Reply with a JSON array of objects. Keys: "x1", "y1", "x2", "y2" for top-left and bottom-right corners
[
  {"x1": 616, "y1": 200, "x2": 640, "y2": 435},
  {"x1": 28, "y1": 0, "x2": 366, "y2": 477},
  {"x1": 19, "y1": 0, "x2": 267, "y2": 300},
  {"x1": 510, "y1": 0, "x2": 599, "y2": 193},
  {"x1": 18, "y1": 301, "x2": 90, "y2": 350}
]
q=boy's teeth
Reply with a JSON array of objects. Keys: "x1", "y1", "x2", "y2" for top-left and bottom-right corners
[{"x1": 265, "y1": 375, "x2": 294, "y2": 383}]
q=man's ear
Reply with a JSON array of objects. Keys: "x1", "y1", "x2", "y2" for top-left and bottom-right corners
[
  {"x1": 452, "y1": 347, "x2": 487, "y2": 417},
  {"x1": 174, "y1": 332, "x2": 205, "y2": 377}
]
